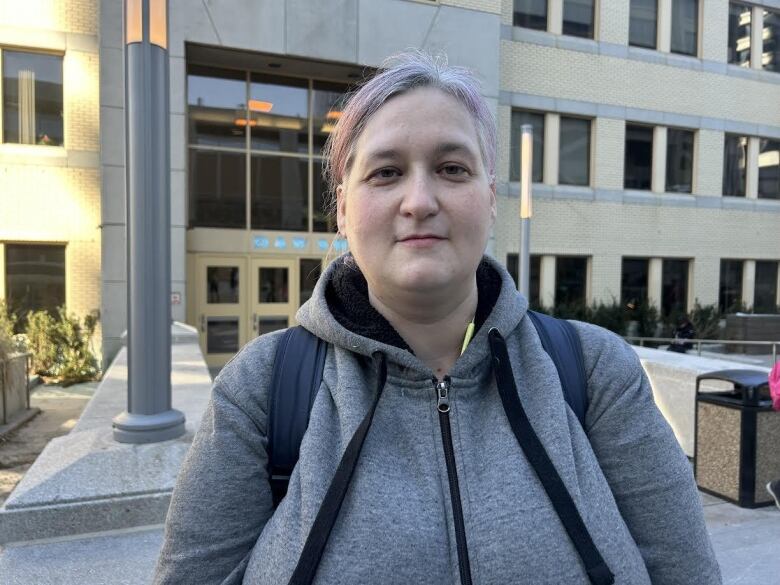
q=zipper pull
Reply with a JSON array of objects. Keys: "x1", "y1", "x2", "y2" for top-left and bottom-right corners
[{"x1": 436, "y1": 379, "x2": 450, "y2": 413}]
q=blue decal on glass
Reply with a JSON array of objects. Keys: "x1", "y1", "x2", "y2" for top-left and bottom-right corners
[
  {"x1": 334, "y1": 239, "x2": 348, "y2": 252},
  {"x1": 292, "y1": 237, "x2": 306, "y2": 250},
  {"x1": 254, "y1": 236, "x2": 270, "y2": 249},
  {"x1": 317, "y1": 239, "x2": 329, "y2": 251},
  {"x1": 274, "y1": 237, "x2": 287, "y2": 249}
]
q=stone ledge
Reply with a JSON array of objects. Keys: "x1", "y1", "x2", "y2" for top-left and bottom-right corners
[
  {"x1": 0, "y1": 323, "x2": 211, "y2": 545},
  {"x1": 634, "y1": 346, "x2": 770, "y2": 457}
]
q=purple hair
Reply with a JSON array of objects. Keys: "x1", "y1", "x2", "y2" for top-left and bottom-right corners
[{"x1": 322, "y1": 51, "x2": 497, "y2": 212}]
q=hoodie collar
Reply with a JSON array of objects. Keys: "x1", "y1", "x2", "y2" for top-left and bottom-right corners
[{"x1": 296, "y1": 254, "x2": 528, "y2": 379}]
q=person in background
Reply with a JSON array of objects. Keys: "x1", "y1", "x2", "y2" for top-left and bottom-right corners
[{"x1": 668, "y1": 315, "x2": 696, "y2": 353}]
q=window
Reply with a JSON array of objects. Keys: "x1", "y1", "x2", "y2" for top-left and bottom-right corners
[
  {"x1": 555, "y1": 257, "x2": 587, "y2": 307},
  {"x1": 187, "y1": 64, "x2": 349, "y2": 231},
  {"x1": 764, "y1": 10, "x2": 780, "y2": 73},
  {"x1": 722, "y1": 134, "x2": 748, "y2": 197},
  {"x1": 559, "y1": 117, "x2": 590, "y2": 186},
  {"x1": 758, "y1": 138, "x2": 780, "y2": 199},
  {"x1": 513, "y1": 0, "x2": 547, "y2": 30},
  {"x1": 728, "y1": 3, "x2": 752, "y2": 66},
  {"x1": 621, "y1": 258, "x2": 649, "y2": 308},
  {"x1": 189, "y1": 150, "x2": 246, "y2": 228},
  {"x1": 629, "y1": 0, "x2": 658, "y2": 49},
  {"x1": 719, "y1": 260, "x2": 744, "y2": 313},
  {"x1": 510, "y1": 110, "x2": 544, "y2": 183},
  {"x1": 670, "y1": 0, "x2": 698, "y2": 56},
  {"x1": 624, "y1": 124, "x2": 653, "y2": 190},
  {"x1": 662, "y1": 259, "x2": 689, "y2": 317},
  {"x1": 506, "y1": 253, "x2": 541, "y2": 306},
  {"x1": 4, "y1": 244, "x2": 65, "y2": 326},
  {"x1": 755, "y1": 261, "x2": 779, "y2": 313},
  {"x1": 2, "y1": 50, "x2": 63, "y2": 146},
  {"x1": 563, "y1": 0, "x2": 594, "y2": 38},
  {"x1": 666, "y1": 128, "x2": 694, "y2": 193}
]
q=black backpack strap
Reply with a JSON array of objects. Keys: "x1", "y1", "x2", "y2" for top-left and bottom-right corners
[
  {"x1": 527, "y1": 310, "x2": 588, "y2": 429},
  {"x1": 488, "y1": 329, "x2": 614, "y2": 585},
  {"x1": 267, "y1": 326, "x2": 328, "y2": 506}
]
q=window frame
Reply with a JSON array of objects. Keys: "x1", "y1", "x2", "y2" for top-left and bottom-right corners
[
  {"x1": 0, "y1": 47, "x2": 65, "y2": 148},
  {"x1": 665, "y1": 127, "x2": 695, "y2": 194},
  {"x1": 629, "y1": 0, "x2": 659, "y2": 49},
  {"x1": 558, "y1": 115, "x2": 592, "y2": 187},
  {"x1": 510, "y1": 108, "x2": 546, "y2": 184},
  {"x1": 186, "y1": 65, "x2": 351, "y2": 233},
  {"x1": 512, "y1": 0, "x2": 549, "y2": 31},
  {"x1": 669, "y1": 0, "x2": 700, "y2": 57},
  {"x1": 727, "y1": 2, "x2": 752, "y2": 67},
  {"x1": 624, "y1": 122, "x2": 654, "y2": 191},
  {"x1": 562, "y1": 0, "x2": 596, "y2": 39}
]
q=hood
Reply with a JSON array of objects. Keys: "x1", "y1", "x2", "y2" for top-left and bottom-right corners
[{"x1": 295, "y1": 254, "x2": 528, "y2": 380}]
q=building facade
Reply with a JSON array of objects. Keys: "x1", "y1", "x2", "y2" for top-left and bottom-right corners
[
  {"x1": 0, "y1": 0, "x2": 102, "y2": 348},
  {"x1": 95, "y1": 0, "x2": 780, "y2": 366}
]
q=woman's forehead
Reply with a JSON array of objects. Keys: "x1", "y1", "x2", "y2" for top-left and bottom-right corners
[{"x1": 351, "y1": 88, "x2": 481, "y2": 164}]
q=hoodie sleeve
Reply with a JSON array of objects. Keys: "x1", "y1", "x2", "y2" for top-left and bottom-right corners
[
  {"x1": 152, "y1": 336, "x2": 278, "y2": 585},
  {"x1": 572, "y1": 321, "x2": 722, "y2": 585}
]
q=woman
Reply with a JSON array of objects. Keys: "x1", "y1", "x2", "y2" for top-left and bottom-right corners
[{"x1": 154, "y1": 52, "x2": 721, "y2": 584}]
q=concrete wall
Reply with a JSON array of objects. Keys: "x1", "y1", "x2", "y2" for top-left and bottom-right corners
[{"x1": 0, "y1": 0, "x2": 102, "y2": 352}]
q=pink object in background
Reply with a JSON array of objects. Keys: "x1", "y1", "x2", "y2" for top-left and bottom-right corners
[{"x1": 770, "y1": 361, "x2": 780, "y2": 411}]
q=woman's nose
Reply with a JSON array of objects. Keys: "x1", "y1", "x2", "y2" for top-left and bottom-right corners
[{"x1": 399, "y1": 171, "x2": 439, "y2": 218}]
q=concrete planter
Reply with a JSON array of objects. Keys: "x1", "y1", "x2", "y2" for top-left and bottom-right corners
[{"x1": 0, "y1": 353, "x2": 31, "y2": 425}]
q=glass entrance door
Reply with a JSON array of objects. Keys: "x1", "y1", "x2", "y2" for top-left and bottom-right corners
[
  {"x1": 196, "y1": 256, "x2": 247, "y2": 368},
  {"x1": 250, "y1": 258, "x2": 297, "y2": 340}
]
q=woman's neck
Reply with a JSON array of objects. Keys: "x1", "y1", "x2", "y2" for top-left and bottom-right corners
[{"x1": 367, "y1": 279, "x2": 478, "y2": 378}]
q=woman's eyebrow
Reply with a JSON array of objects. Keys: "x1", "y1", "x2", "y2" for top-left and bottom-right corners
[{"x1": 434, "y1": 142, "x2": 477, "y2": 160}]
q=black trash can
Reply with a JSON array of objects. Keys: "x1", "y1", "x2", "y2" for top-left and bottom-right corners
[{"x1": 694, "y1": 369, "x2": 779, "y2": 508}]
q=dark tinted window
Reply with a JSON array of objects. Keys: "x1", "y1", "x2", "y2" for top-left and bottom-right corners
[
  {"x1": 506, "y1": 253, "x2": 541, "y2": 306},
  {"x1": 555, "y1": 257, "x2": 587, "y2": 307},
  {"x1": 719, "y1": 260, "x2": 744, "y2": 313},
  {"x1": 670, "y1": 0, "x2": 698, "y2": 56},
  {"x1": 510, "y1": 110, "x2": 544, "y2": 182},
  {"x1": 188, "y1": 150, "x2": 246, "y2": 228},
  {"x1": 758, "y1": 138, "x2": 780, "y2": 199},
  {"x1": 313, "y1": 159, "x2": 337, "y2": 233},
  {"x1": 563, "y1": 0, "x2": 594, "y2": 38},
  {"x1": 662, "y1": 259, "x2": 689, "y2": 317},
  {"x1": 299, "y1": 258, "x2": 322, "y2": 306},
  {"x1": 755, "y1": 261, "x2": 779, "y2": 313},
  {"x1": 559, "y1": 117, "x2": 590, "y2": 186},
  {"x1": 728, "y1": 3, "x2": 752, "y2": 66},
  {"x1": 621, "y1": 258, "x2": 649, "y2": 308},
  {"x1": 5, "y1": 244, "x2": 66, "y2": 323},
  {"x1": 666, "y1": 128, "x2": 694, "y2": 193},
  {"x1": 207, "y1": 267, "x2": 239, "y2": 304},
  {"x1": 629, "y1": 0, "x2": 657, "y2": 48},
  {"x1": 250, "y1": 154, "x2": 308, "y2": 231},
  {"x1": 513, "y1": 0, "x2": 547, "y2": 30},
  {"x1": 625, "y1": 124, "x2": 653, "y2": 190},
  {"x1": 3, "y1": 51, "x2": 63, "y2": 146},
  {"x1": 723, "y1": 134, "x2": 748, "y2": 197},
  {"x1": 259, "y1": 267, "x2": 289, "y2": 303}
]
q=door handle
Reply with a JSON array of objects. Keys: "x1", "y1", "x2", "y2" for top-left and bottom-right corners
[
  {"x1": 252, "y1": 313, "x2": 258, "y2": 333},
  {"x1": 200, "y1": 314, "x2": 205, "y2": 332}
]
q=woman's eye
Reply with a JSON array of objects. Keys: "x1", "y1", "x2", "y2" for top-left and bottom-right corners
[
  {"x1": 369, "y1": 168, "x2": 399, "y2": 181},
  {"x1": 441, "y1": 164, "x2": 467, "y2": 176}
]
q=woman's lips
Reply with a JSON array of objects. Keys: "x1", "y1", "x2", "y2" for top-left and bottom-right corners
[{"x1": 398, "y1": 235, "x2": 445, "y2": 247}]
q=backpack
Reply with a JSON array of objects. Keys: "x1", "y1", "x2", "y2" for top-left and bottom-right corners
[{"x1": 267, "y1": 310, "x2": 587, "y2": 506}]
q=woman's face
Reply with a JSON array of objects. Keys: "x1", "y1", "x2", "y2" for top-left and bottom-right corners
[{"x1": 337, "y1": 87, "x2": 495, "y2": 299}]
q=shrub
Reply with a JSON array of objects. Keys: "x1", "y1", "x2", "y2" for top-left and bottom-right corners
[
  {"x1": 0, "y1": 300, "x2": 15, "y2": 361},
  {"x1": 689, "y1": 301, "x2": 721, "y2": 340},
  {"x1": 25, "y1": 308, "x2": 100, "y2": 385},
  {"x1": 586, "y1": 299, "x2": 627, "y2": 336}
]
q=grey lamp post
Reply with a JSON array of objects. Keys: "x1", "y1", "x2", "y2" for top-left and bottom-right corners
[
  {"x1": 518, "y1": 124, "x2": 533, "y2": 297},
  {"x1": 113, "y1": 0, "x2": 185, "y2": 443}
]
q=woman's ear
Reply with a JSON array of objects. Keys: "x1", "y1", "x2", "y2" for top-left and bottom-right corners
[{"x1": 336, "y1": 184, "x2": 347, "y2": 236}]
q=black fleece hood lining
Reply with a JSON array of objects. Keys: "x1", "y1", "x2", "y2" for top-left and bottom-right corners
[{"x1": 324, "y1": 257, "x2": 502, "y2": 353}]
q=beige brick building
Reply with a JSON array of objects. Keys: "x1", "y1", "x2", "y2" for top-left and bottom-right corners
[{"x1": 0, "y1": 0, "x2": 102, "y2": 352}]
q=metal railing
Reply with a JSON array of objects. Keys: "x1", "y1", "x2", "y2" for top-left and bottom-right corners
[{"x1": 624, "y1": 337, "x2": 778, "y2": 364}]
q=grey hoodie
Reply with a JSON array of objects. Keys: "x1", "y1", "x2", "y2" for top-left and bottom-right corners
[{"x1": 153, "y1": 255, "x2": 721, "y2": 584}]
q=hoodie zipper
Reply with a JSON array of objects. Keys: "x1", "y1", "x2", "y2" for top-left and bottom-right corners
[{"x1": 435, "y1": 377, "x2": 473, "y2": 585}]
